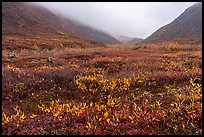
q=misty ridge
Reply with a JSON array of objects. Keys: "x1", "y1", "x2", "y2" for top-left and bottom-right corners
[
  {"x1": 34, "y1": 2, "x2": 201, "y2": 41},
  {"x1": 2, "y1": 2, "x2": 202, "y2": 135},
  {"x1": 2, "y1": 2, "x2": 202, "y2": 45}
]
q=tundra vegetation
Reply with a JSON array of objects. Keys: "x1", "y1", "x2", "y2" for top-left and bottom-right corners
[{"x1": 2, "y1": 37, "x2": 202, "y2": 135}]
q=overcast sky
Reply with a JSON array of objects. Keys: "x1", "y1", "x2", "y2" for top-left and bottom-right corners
[{"x1": 36, "y1": 2, "x2": 196, "y2": 39}]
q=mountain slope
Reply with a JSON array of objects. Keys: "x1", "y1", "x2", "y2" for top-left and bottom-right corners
[
  {"x1": 127, "y1": 37, "x2": 143, "y2": 44},
  {"x1": 116, "y1": 35, "x2": 143, "y2": 44},
  {"x1": 116, "y1": 35, "x2": 134, "y2": 43},
  {"x1": 142, "y1": 2, "x2": 202, "y2": 44},
  {"x1": 75, "y1": 25, "x2": 120, "y2": 44},
  {"x1": 2, "y1": 2, "x2": 119, "y2": 44}
]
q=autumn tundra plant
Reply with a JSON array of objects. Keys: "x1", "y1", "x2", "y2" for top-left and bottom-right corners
[
  {"x1": 2, "y1": 75, "x2": 202, "y2": 135},
  {"x1": 2, "y1": 45, "x2": 202, "y2": 135},
  {"x1": 168, "y1": 42, "x2": 181, "y2": 51}
]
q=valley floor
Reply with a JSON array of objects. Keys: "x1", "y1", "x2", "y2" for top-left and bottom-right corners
[{"x1": 2, "y1": 41, "x2": 202, "y2": 135}]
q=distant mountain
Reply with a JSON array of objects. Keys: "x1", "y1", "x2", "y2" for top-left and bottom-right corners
[
  {"x1": 77, "y1": 25, "x2": 119, "y2": 45},
  {"x1": 127, "y1": 37, "x2": 143, "y2": 44},
  {"x1": 2, "y1": 2, "x2": 119, "y2": 45},
  {"x1": 116, "y1": 35, "x2": 134, "y2": 43},
  {"x1": 142, "y1": 2, "x2": 202, "y2": 44},
  {"x1": 116, "y1": 35, "x2": 143, "y2": 44}
]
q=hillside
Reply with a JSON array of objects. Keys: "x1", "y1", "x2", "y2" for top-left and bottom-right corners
[
  {"x1": 127, "y1": 37, "x2": 143, "y2": 44},
  {"x1": 142, "y1": 2, "x2": 202, "y2": 44},
  {"x1": 76, "y1": 25, "x2": 119, "y2": 45},
  {"x1": 116, "y1": 35, "x2": 134, "y2": 43},
  {"x1": 2, "y1": 2, "x2": 119, "y2": 45}
]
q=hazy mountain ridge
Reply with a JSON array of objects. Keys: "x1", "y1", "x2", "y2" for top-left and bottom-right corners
[
  {"x1": 116, "y1": 35, "x2": 134, "y2": 43},
  {"x1": 2, "y1": 2, "x2": 202, "y2": 45},
  {"x1": 2, "y1": 2, "x2": 119, "y2": 44},
  {"x1": 127, "y1": 37, "x2": 144, "y2": 44},
  {"x1": 142, "y1": 2, "x2": 202, "y2": 44}
]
